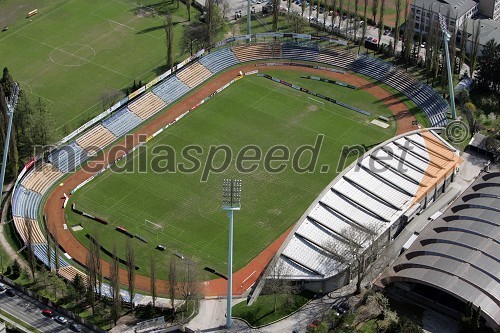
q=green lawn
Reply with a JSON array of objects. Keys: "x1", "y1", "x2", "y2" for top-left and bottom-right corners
[
  {"x1": 67, "y1": 70, "x2": 395, "y2": 278},
  {"x1": 232, "y1": 291, "x2": 314, "y2": 327},
  {"x1": 0, "y1": 0, "x2": 194, "y2": 136}
]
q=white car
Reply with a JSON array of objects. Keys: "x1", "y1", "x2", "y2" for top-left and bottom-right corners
[{"x1": 54, "y1": 316, "x2": 68, "y2": 324}]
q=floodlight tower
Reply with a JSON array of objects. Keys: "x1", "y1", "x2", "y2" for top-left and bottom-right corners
[
  {"x1": 0, "y1": 82, "x2": 19, "y2": 198},
  {"x1": 438, "y1": 13, "x2": 457, "y2": 121},
  {"x1": 247, "y1": 0, "x2": 251, "y2": 36},
  {"x1": 222, "y1": 179, "x2": 242, "y2": 329}
]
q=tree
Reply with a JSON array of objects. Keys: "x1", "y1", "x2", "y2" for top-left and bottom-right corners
[
  {"x1": 25, "y1": 218, "x2": 36, "y2": 281},
  {"x1": 206, "y1": 0, "x2": 219, "y2": 46},
  {"x1": 178, "y1": 258, "x2": 200, "y2": 317},
  {"x1": 287, "y1": 12, "x2": 308, "y2": 33},
  {"x1": 470, "y1": 20, "x2": 481, "y2": 74},
  {"x1": 309, "y1": 0, "x2": 314, "y2": 22},
  {"x1": 181, "y1": 24, "x2": 207, "y2": 56},
  {"x1": 168, "y1": 256, "x2": 178, "y2": 315},
  {"x1": 125, "y1": 238, "x2": 136, "y2": 310},
  {"x1": 359, "y1": 0, "x2": 368, "y2": 52},
  {"x1": 301, "y1": 0, "x2": 306, "y2": 16},
  {"x1": 272, "y1": 0, "x2": 280, "y2": 31},
  {"x1": 186, "y1": 0, "x2": 191, "y2": 21},
  {"x1": 330, "y1": 0, "x2": 338, "y2": 33},
  {"x1": 371, "y1": 0, "x2": 379, "y2": 24},
  {"x1": 11, "y1": 259, "x2": 21, "y2": 279},
  {"x1": 31, "y1": 98, "x2": 54, "y2": 147},
  {"x1": 266, "y1": 257, "x2": 293, "y2": 313},
  {"x1": 150, "y1": 255, "x2": 157, "y2": 313},
  {"x1": 477, "y1": 39, "x2": 499, "y2": 90},
  {"x1": 165, "y1": 13, "x2": 174, "y2": 70},
  {"x1": 377, "y1": 0, "x2": 385, "y2": 50},
  {"x1": 72, "y1": 274, "x2": 86, "y2": 300},
  {"x1": 393, "y1": 0, "x2": 403, "y2": 54},
  {"x1": 99, "y1": 89, "x2": 122, "y2": 111},
  {"x1": 53, "y1": 226, "x2": 60, "y2": 272},
  {"x1": 110, "y1": 243, "x2": 121, "y2": 326},
  {"x1": 324, "y1": 224, "x2": 384, "y2": 294},
  {"x1": 459, "y1": 19, "x2": 468, "y2": 74}
]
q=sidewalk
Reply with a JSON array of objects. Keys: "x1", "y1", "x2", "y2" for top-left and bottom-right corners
[{"x1": 0, "y1": 312, "x2": 32, "y2": 333}]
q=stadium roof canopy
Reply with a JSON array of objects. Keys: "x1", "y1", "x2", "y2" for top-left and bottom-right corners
[
  {"x1": 381, "y1": 171, "x2": 500, "y2": 328},
  {"x1": 275, "y1": 129, "x2": 461, "y2": 280}
]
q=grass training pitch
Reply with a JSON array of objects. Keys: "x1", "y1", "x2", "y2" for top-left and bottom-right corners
[
  {"x1": 0, "y1": 0, "x2": 192, "y2": 136},
  {"x1": 66, "y1": 70, "x2": 396, "y2": 278}
]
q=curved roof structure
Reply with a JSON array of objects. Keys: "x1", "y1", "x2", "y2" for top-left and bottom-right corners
[
  {"x1": 381, "y1": 172, "x2": 500, "y2": 328},
  {"x1": 275, "y1": 129, "x2": 461, "y2": 280}
]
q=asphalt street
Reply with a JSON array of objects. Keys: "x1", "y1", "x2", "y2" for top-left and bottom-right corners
[{"x1": 0, "y1": 288, "x2": 91, "y2": 333}]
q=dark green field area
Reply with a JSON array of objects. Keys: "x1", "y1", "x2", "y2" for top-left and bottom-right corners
[
  {"x1": 0, "y1": 0, "x2": 193, "y2": 136},
  {"x1": 67, "y1": 71, "x2": 396, "y2": 278}
]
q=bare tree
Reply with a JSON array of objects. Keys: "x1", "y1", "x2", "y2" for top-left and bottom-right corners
[
  {"x1": 287, "y1": 12, "x2": 308, "y2": 33},
  {"x1": 46, "y1": 229, "x2": 52, "y2": 272},
  {"x1": 301, "y1": 0, "x2": 307, "y2": 16},
  {"x1": 53, "y1": 226, "x2": 60, "y2": 272},
  {"x1": 272, "y1": 0, "x2": 280, "y2": 31},
  {"x1": 110, "y1": 243, "x2": 121, "y2": 326},
  {"x1": 393, "y1": 0, "x2": 403, "y2": 54},
  {"x1": 99, "y1": 89, "x2": 122, "y2": 111},
  {"x1": 165, "y1": 13, "x2": 174, "y2": 69},
  {"x1": 178, "y1": 258, "x2": 200, "y2": 318},
  {"x1": 25, "y1": 218, "x2": 36, "y2": 281},
  {"x1": 371, "y1": 0, "x2": 379, "y2": 24},
  {"x1": 168, "y1": 256, "x2": 178, "y2": 315},
  {"x1": 309, "y1": 0, "x2": 314, "y2": 22},
  {"x1": 220, "y1": 0, "x2": 230, "y2": 29},
  {"x1": 186, "y1": 0, "x2": 191, "y2": 21},
  {"x1": 125, "y1": 238, "x2": 136, "y2": 310},
  {"x1": 459, "y1": 18, "x2": 468, "y2": 74},
  {"x1": 266, "y1": 257, "x2": 293, "y2": 312},
  {"x1": 330, "y1": 0, "x2": 338, "y2": 33},
  {"x1": 323, "y1": 224, "x2": 384, "y2": 294},
  {"x1": 85, "y1": 250, "x2": 97, "y2": 314},
  {"x1": 150, "y1": 255, "x2": 157, "y2": 313},
  {"x1": 470, "y1": 20, "x2": 481, "y2": 74},
  {"x1": 377, "y1": 0, "x2": 385, "y2": 49},
  {"x1": 353, "y1": 0, "x2": 360, "y2": 41}
]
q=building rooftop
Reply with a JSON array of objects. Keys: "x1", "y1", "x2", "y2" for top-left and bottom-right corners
[
  {"x1": 380, "y1": 171, "x2": 500, "y2": 329},
  {"x1": 412, "y1": 0, "x2": 478, "y2": 19},
  {"x1": 275, "y1": 129, "x2": 461, "y2": 280},
  {"x1": 464, "y1": 18, "x2": 500, "y2": 45}
]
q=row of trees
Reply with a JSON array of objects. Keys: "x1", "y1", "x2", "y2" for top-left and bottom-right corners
[
  {"x1": 83, "y1": 231, "x2": 201, "y2": 326},
  {"x1": 0, "y1": 68, "x2": 54, "y2": 183}
]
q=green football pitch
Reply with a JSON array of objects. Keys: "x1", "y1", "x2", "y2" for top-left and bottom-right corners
[
  {"x1": 0, "y1": 0, "x2": 190, "y2": 136},
  {"x1": 67, "y1": 70, "x2": 396, "y2": 278}
]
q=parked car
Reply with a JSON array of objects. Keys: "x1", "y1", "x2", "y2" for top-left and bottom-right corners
[
  {"x1": 70, "y1": 323, "x2": 82, "y2": 332},
  {"x1": 0, "y1": 283, "x2": 6, "y2": 292},
  {"x1": 5, "y1": 289, "x2": 16, "y2": 297},
  {"x1": 54, "y1": 316, "x2": 68, "y2": 324},
  {"x1": 42, "y1": 309, "x2": 54, "y2": 317},
  {"x1": 383, "y1": 29, "x2": 390, "y2": 35}
]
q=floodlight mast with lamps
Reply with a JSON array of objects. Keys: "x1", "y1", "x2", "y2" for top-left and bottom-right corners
[
  {"x1": 0, "y1": 82, "x2": 19, "y2": 198},
  {"x1": 438, "y1": 13, "x2": 457, "y2": 121},
  {"x1": 222, "y1": 179, "x2": 242, "y2": 329}
]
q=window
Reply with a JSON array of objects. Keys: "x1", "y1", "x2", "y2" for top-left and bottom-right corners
[{"x1": 415, "y1": 22, "x2": 420, "y2": 29}]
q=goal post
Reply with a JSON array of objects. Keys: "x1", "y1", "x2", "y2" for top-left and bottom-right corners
[{"x1": 143, "y1": 219, "x2": 163, "y2": 239}]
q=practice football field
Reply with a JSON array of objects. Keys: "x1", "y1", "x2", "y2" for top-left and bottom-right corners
[
  {"x1": 0, "y1": 0, "x2": 189, "y2": 136},
  {"x1": 67, "y1": 70, "x2": 396, "y2": 277}
]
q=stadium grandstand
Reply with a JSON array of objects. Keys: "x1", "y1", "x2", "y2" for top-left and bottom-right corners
[
  {"x1": 271, "y1": 129, "x2": 461, "y2": 292},
  {"x1": 380, "y1": 171, "x2": 500, "y2": 329},
  {"x1": 9, "y1": 35, "x2": 454, "y2": 303}
]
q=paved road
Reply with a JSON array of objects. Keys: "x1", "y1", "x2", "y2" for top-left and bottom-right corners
[{"x1": 0, "y1": 289, "x2": 91, "y2": 333}]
